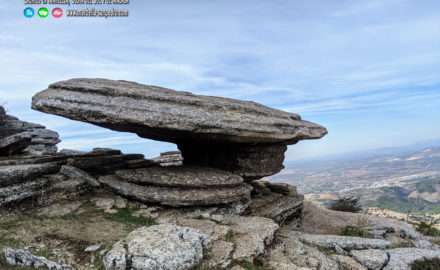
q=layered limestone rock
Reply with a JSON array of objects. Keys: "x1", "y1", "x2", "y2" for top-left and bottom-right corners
[
  {"x1": 104, "y1": 224, "x2": 211, "y2": 270},
  {"x1": 152, "y1": 151, "x2": 183, "y2": 166},
  {"x1": 0, "y1": 107, "x2": 60, "y2": 156},
  {"x1": 248, "y1": 181, "x2": 303, "y2": 225},
  {"x1": 99, "y1": 165, "x2": 253, "y2": 207},
  {"x1": 32, "y1": 78, "x2": 327, "y2": 179},
  {"x1": 0, "y1": 147, "x2": 154, "y2": 211}
]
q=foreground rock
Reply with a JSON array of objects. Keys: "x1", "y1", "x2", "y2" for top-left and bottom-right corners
[
  {"x1": 103, "y1": 224, "x2": 210, "y2": 270},
  {"x1": 262, "y1": 235, "x2": 339, "y2": 270},
  {"x1": 4, "y1": 248, "x2": 73, "y2": 270},
  {"x1": 32, "y1": 78, "x2": 327, "y2": 179}
]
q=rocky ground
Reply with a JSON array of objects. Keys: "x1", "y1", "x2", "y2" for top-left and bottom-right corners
[{"x1": 2, "y1": 79, "x2": 440, "y2": 269}]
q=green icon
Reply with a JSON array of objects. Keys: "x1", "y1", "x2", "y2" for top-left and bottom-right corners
[{"x1": 38, "y1": 7, "x2": 49, "y2": 18}]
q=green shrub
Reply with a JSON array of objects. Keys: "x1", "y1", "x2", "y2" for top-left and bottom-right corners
[
  {"x1": 329, "y1": 197, "x2": 362, "y2": 213},
  {"x1": 340, "y1": 226, "x2": 371, "y2": 238},
  {"x1": 415, "y1": 221, "x2": 440, "y2": 237},
  {"x1": 411, "y1": 257, "x2": 440, "y2": 270}
]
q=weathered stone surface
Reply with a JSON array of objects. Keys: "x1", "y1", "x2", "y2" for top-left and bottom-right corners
[
  {"x1": 224, "y1": 215, "x2": 279, "y2": 260},
  {"x1": 265, "y1": 182, "x2": 298, "y2": 196},
  {"x1": 0, "y1": 162, "x2": 60, "y2": 186},
  {"x1": 0, "y1": 132, "x2": 32, "y2": 156},
  {"x1": 330, "y1": 255, "x2": 368, "y2": 270},
  {"x1": 350, "y1": 249, "x2": 389, "y2": 270},
  {"x1": 179, "y1": 143, "x2": 288, "y2": 180},
  {"x1": 263, "y1": 236, "x2": 339, "y2": 270},
  {"x1": 384, "y1": 248, "x2": 440, "y2": 270},
  {"x1": 32, "y1": 78, "x2": 327, "y2": 144},
  {"x1": 4, "y1": 248, "x2": 74, "y2": 270},
  {"x1": 249, "y1": 192, "x2": 303, "y2": 226},
  {"x1": 115, "y1": 165, "x2": 243, "y2": 188},
  {"x1": 0, "y1": 178, "x2": 48, "y2": 206},
  {"x1": 60, "y1": 165, "x2": 100, "y2": 187},
  {"x1": 103, "y1": 224, "x2": 211, "y2": 270},
  {"x1": 152, "y1": 151, "x2": 183, "y2": 167},
  {"x1": 32, "y1": 78, "x2": 327, "y2": 179},
  {"x1": 295, "y1": 233, "x2": 390, "y2": 250},
  {"x1": 0, "y1": 113, "x2": 60, "y2": 155},
  {"x1": 99, "y1": 175, "x2": 252, "y2": 207}
]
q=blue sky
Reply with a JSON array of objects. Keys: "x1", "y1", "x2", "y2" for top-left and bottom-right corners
[{"x1": 0, "y1": 0, "x2": 439, "y2": 160}]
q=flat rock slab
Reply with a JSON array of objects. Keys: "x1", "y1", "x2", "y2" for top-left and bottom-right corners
[
  {"x1": 0, "y1": 132, "x2": 32, "y2": 156},
  {"x1": 384, "y1": 248, "x2": 440, "y2": 270},
  {"x1": 32, "y1": 78, "x2": 327, "y2": 145},
  {"x1": 350, "y1": 249, "x2": 389, "y2": 270},
  {"x1": 295, "y1": 233, "x2": 390, "y2": 250},
  {"x1": 99, "y1": 175, "x2": 252, "y2": 207},
  {"x1": 103, "y1": 224, "x2": 210, "y2": 270},
  {"x1": 0, "y1": 162, "x2": 60, "y2": 186},
  {"x1": 115, "y1": 165, "x2": 243, "y2": 188}
]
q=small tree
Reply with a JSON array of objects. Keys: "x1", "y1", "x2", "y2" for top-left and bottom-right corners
[{"x1": 329, "y1": 196, "x2": 362, "y2": 213}]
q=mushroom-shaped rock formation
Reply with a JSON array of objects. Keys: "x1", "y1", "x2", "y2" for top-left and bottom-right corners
[{"x1": 32, "y1": 78, "x2": 327, "y2": 180}]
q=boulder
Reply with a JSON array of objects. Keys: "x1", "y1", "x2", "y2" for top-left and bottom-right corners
[
  {"x1": 115, "y1": 165, "x2": 244, "y2": 188},
  {"x1": 0, "y1": 132, "x2": 32, "y2": 156},
  {"x1": 99, "y1": 175, "x2": 252, "y2": 207},
  {"x1": 103, "y1": 224, "x2": 210, "y2": 270},
  {"x1": 32, "y1": 78, "x2": 327, "y2": 179}
]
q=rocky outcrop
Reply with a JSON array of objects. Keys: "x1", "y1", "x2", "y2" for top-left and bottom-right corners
[
  {"x1": 3, "y1": 248, "x2": 74, "y2": 270},
  {"x1": 0, "y1": 110, "x2": 60, "y2": 156},
  {"x1": 249, "y1": 181, "x2": 303, "y2": 225},
  {"x1": 103, "y1": 224, "x2": 211, "y2": 270},
  {"x1": 0, "y1": 132, "x2": 32, "y2": 156},
  {"x1": 32, "y1": 78, "x2": 327, "y2": 179}
]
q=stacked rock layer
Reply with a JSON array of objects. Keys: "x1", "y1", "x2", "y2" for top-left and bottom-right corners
[
  {"x1": 0, "y1": 106, "x2": 60, "y2": 156},
  {"x1": 99, "y1": 165, "x2": 252, "y2": 207}
]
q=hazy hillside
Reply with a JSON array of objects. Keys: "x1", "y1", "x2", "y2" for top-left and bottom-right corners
[{"x1": 271, "y1": 145, "x2": 440, "y2": 214}]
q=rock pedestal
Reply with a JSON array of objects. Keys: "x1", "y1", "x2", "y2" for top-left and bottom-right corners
[{"x1": 32, "y1": 78, "x2": 327, "y2": 179}]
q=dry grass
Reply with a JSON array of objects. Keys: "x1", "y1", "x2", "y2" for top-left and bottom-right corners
[{"x1": 0, "y1": 202, "x2": 155, "y2": 270}]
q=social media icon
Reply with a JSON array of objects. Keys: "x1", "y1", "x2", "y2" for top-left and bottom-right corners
[
  {"x1": 38, "y1": 7, "x2": 49, "y2": 18},
  {"x1": 24, "y1": 7, "x2": 35, "y2": 18},
  {"x1": 52, "y1": 8, "x2": 63, "y2": 18}
]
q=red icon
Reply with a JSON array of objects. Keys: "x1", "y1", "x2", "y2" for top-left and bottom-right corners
[{"x1": 52, "y1": 8, "x2": 63, "y2": 18}]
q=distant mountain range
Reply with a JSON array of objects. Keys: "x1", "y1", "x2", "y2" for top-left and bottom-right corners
[{"x1": 271, "y1": 141, "x2": 440, "y2": 214}]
